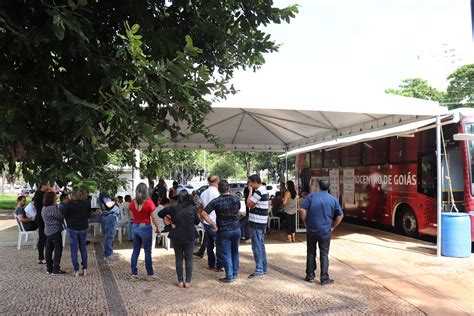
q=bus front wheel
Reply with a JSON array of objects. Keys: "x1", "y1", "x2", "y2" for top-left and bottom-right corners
[{"x1": 396, "y1": 208, "x2": 418, "y2": 238}]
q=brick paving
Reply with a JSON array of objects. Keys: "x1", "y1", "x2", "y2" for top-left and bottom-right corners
[{"x1": 0, "y1": 217, "x2": 471, "y2": 315}]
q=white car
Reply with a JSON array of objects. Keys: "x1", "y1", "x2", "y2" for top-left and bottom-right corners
[{"x1": 177, "y1": 184, "x2": 194, "y2": 195}]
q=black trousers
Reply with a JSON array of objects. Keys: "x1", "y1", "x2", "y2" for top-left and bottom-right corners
[
  {"x1": 37, "y1": 222, "x2": 46, "y2": 261},
  {"x1": 286, "y1": 214, "x2": 296, "y2": 234},
  {"x1": 45, "y1": 231, "x2": 63, "y2": 273},
  {"x1": 173, "y1": 239, "x2": 194, "y2": 283},
  {"x1": 306, "y1": 234, "x2": 331, "y2": 281}
]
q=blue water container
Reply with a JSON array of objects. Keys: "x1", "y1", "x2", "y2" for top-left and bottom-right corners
[{"x1": 441, "y1": 213, "x2": 471, "y2": 258}]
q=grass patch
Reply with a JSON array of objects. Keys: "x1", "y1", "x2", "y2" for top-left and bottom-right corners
[{"x1": 0, "y1": 194, "x2": 31, "y2": 210}]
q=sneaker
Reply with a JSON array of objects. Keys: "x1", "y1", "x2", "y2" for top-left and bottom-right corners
[
  {"x1": 82, "y1": 269, "x2": 88, "y2": 277},
  {"x1": 38, "y1": 259, "x2": 46, "y2": 264},
  {"x1": 248, "y1": 272, "x2": 265, "y2": 279},
  {"x1": 51, "y1": 270, "x2": 66, "y2": 276},
  {"x1": 131, "y1": 275, "x2": 140, "y2": 282},
  {"x1": 219, "y1": 277, "x2": 234, "y2": 283},
  {"x1": 145, "y1": 275, "x2": 158, "y2": 282},
  {"x1": 214, "y1": 268, "x2": 224, "y2": 272},
  {"x1": 320, "y1": 279, "x2": 334, "y2": 285},
  {"x1": 233, "y1": 274, "x2": 239, "y2": 279},
  {"x1": 304, "y1": 277, "x2": 315, "y2": 283},
  {"x1": 193, "y1": 252, "x2": 204, "y2": 258},
  {"x1": 104, "y1": 255, "x2": 117, "y2": 261}
]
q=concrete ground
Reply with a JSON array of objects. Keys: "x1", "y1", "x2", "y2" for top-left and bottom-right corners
[{"x1": 0, "y1": 214, "x2": 472, "y2": 315}]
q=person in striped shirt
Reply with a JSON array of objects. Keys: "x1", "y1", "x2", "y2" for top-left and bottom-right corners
[{"x1": 246, "y1": 174, "x2": 269, "y2": 278}]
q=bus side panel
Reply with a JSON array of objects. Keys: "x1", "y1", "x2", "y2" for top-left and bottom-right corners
[{"x1": 459, "y1": 123, "x2": 474, "y2": 242}]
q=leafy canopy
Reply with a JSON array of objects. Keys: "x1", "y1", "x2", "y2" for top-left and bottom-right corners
[
  {"x1": 0, "y1": 1, "x2": 298, "y2": 191},
  {"x1": 385, "y1": 78, "x2": 445, "y2": 102},
  {"x1": 445, "y1": 64, "x2": 474, "y2": 110}
]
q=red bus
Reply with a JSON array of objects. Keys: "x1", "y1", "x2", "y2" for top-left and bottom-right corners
[{"x1": 296, "y1": 110, "x2": 474, "y2": 241}]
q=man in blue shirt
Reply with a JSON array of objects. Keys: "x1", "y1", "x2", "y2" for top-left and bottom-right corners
[{"x1": 300, "y1": 179, "x2": 343, "y2": 285}]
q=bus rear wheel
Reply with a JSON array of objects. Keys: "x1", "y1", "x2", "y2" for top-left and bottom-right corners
[{"x1": 396, "y1": 208, "x2": 418, "y2": 238}]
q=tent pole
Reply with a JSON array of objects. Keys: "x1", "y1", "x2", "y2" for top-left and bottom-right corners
[
  {"x1": 436, "y1": 115, "x2": 442, "y2": 257},
  {"x1": 285, "y1": 151, "x2": 289, "y2": 182}
]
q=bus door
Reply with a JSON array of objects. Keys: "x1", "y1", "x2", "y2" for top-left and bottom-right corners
[{"x1": 442, "y1": 149, "x2": 464, "y2": 212}]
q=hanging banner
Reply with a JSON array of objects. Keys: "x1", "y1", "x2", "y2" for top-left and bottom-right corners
[
  {"x1": 329, "y1": 169, "x2": 339, "y2": 198},
  {"x1": 343, "y1": 168, "x2": 355, "y2": 204}
]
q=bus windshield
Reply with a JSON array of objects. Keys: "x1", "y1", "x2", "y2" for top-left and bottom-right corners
[{"x1": 465, "y1": 123, "x2": 474, "y2": 195}]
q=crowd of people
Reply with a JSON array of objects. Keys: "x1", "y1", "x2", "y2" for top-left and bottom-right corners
[{"x1": 14, "y1": 175, "x2": 344, "y2": 287}]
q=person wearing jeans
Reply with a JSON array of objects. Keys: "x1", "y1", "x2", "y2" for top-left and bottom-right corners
[
  {"x1": 159, "y1": 190, "x2": 200, "y2": 288},
  {"x1": 129, "y1": 183, "x2": 160, "y2": 281},
  {"x1": 99, "y1": 193, "x2": 120, "y2": 260},
  {"x1": 63, "y1": 188, "x2": 91, "y2": 277},
  {"x1": 246, "y1": 174, "x2": 270, "y2": 278},
  {"x1": 300, "y1": 179, "x2": 344, "y2": 285},
  {"x1": 201, "y1": 180, "x2": 242, "y2": 283},
  {"x1": 203, "y1": 224, "x2": 221, "y2": 270}
]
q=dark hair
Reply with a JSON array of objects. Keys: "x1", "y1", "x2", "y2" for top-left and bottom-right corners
[
  {"x1": 275, "y1": 191, "x2": 282, "y2": 198},
  {"x1": 173, "y1": 181, "x2": 178, "y2": 186},
  {"x1": 17, "y1": 195, "x2": 26, "y2": 202},
  {"x1": 218, "y1": 180, "x2": 229, "y2": 194},
  {"x1": 43, "y1": 192, "x2": 56, "y2": 207},
  {"x1": 248, "y1": 174, "x2": 262, "y2": 184},
  {"x1": 60, "y1": 193, "x2": 69, "y2": 202},
  {"x1": 319, "y1": 179, "x2": 330, "y2": 191},
  {"x1": 160, "y1": 197, "x2": 170, "y2": 205},
  {"x1": 124, "y1": 195, "x2": 132, "y2": 202},
  {"x1": 177, "y1": 190, "x2": 192, "y2": 206},
  {"x1": 287, "y1": 180, "x2": 297, "y2": 199}
]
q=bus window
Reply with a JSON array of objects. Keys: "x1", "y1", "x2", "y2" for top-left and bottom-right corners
[
  {"x1": 465, "y1": 123, "x2": 474, "y2": 195},
  {"x1": 310, "y1": 150, "x2": 323, "y2": 169},
  {"x1": 341, "y1": 144, "x2": 361, "y2": 166},
  {"x1": 323, "y1": 148, "x2": 340, "y2": 168},
  {"x1": 362, "y1": 139, "x2": 388, "y2": 165},
  {"x1": 418, "y1": 154, "x2": 436, "y2": 197},
  {"x1": 389, "y1": 135, "x2": 419, "y2": 163}
]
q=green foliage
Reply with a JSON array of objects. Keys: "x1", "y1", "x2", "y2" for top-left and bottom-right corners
[
  {"x1": 0, "y1": 1, "x2": 297, "y2": 189},
  {"x1": 445, "y1": 64, "x2": 474, "y2": 110},
  {"x1": 385, "y1": 78, "x2": 445, "y2": 101},
  {"x1": 210, "y1": 159, "x2": 236, "y2": 180}
]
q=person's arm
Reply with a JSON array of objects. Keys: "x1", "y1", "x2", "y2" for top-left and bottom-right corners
[
  {"x1": 17, "y1": 210, "x2": 34, "y2": 223},
  {"x1": 331, "y1": 201, "x2": 344, "y2": 232},
  {"x1": 158, "y1": 206, "x2": 171, "y2": 219},
  {"x1": 282, "y1": 191, "x2": 290, "y2": 206},
  {"x1": 200, "y1": 211, "x2": 217, "y2": 230},
  {"x1": 193, "y1": 209, "x2": 201, "y2": 225},
  {"x1": 246, "y1": 185, "x2": 257, "y2": 208},
  {"x1": 299, "y1": 208, "x2": 307, "y2": 226},
  {"x1": 150, "y1": 210, "x2": 161, "y2": 233}
]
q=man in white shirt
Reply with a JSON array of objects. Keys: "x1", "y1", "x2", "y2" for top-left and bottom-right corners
[{"x1": 198, "y1": 175, "x2": 223, "y2": 271}]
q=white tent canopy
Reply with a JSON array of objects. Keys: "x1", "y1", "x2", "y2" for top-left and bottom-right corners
[{"x1": 167, "y1": 92, "x2": 448, "y2": 153}]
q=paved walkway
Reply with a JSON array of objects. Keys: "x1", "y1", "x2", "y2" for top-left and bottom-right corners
[{"x1": 0, "y1": 217, "x2": 472, "y2": 315}]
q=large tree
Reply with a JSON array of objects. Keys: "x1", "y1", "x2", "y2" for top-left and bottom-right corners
[
  {"x1": 445, "y1": 64, "x2": 474, "y2": 110},
  {"x1": 0, "y1": 1, "x2": 297, "y2": 191},
  {"x1": 385, "y1": 78, "x2": 445, "y2": 101}
]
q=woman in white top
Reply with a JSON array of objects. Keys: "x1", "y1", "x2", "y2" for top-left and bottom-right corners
[{"x1": 282, "y1": 181, "x2": 298, "y2": 242}]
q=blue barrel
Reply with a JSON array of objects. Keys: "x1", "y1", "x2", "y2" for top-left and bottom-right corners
[{"x1": 441, "y1": 213, "x2": 471, "y2": 258}]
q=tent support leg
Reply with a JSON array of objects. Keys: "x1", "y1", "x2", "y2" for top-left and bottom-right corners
[{"x1": 436, "y1": 115, "x2": 442, "y2": 257}]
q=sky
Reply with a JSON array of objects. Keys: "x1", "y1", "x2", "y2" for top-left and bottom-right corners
[{"x1": 225, "y1": 0, "x2": 473, "y2": 106}]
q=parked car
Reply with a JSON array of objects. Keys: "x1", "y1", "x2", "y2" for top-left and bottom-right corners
[
  {"x1": 229, "y1": 182, "x2": 247, "y2": 199},
  {"x1": 195, "y1": 185, "x2": 208, "y2": 196},
  {"x1": 177, "y1": 184, "x2": 194, "y2": 195},
  {"x1": 265, "y1": 184, "x2": 278, "y2": 199},
  {"x1": 20, "y1": 184, "x2": 35, "y2": 195}
]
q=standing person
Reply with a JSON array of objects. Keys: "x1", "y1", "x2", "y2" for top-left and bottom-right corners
[
  {"x1": 158, "y1": 190, "x2": 200, "y2": 288},
  {"x1": 198, "y1": 175, "x2": 222, "y2": 272},
  {"x1": 239, "y1": 181, "x2": 251, "y2": 241},
  {"x1": 15, "y1": 195, "x2": 37, "y2": 231},
  {"x1": 168, "y1": 181, "x2": 179, "y2": 205},
  {"x1": 33, "y1": 184, "x2": 50, "y2": 264},
  {"x1": 58, "y1": 193, "x2": 69, "y2": 215},
  {"x1": 152, "y1": 179, "x2": 167, "y2": 206},
  {"x1": 42, "y1": 192, "x2": 65, "y2": 275},
  {"x1": 122, "y1": 195, "x2": 132, "y2": 242},
  {"x1": 300, "y1": 179, "x2": 343, "y2": 285},
  {"x1": 63, "y1": 188, "x2": 91, "y2": 277},
  {"x1": 201, "y1": 180, "x2": 241, "y2": 283},
  {"x1": 282, "y1": 180, "x2": 298, "y2": 242},
  {"x1": 129, "y1": 183, "x2": 160, "y2": 281},
  {"x1": 246, "y1": 174, "x2": 269, "y2": 278},
  {"x1": 99, "y1": 190, "x2": 120, "y2": 260}
]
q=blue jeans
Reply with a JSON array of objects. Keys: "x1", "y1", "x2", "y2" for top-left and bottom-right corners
[
  {"x1": 67, "y1": 228, "x2": 88, "y2": 271},
  {"x1": 131, "y1": 223, "x2": 154, "y2": 276},
  {"x1": 101, "y1": 214, "x2": 118, "y2": 257},
  {"x1": 204, "y1": 224, "x2": 222, "y2": 269},
  {"x1": 217, "y1": 228, "x2": 241, "y2": 279},
  {"x1": 239, "y1": 215, "x2": 249, "y2": 239},
  {"x1": 250, "y1": 226, "x2": 267, "y2": 274}
]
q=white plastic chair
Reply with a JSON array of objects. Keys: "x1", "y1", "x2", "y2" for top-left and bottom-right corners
[
  {"x1": 195, "y1": 225, "x2": 205, "y2": 244},
  {"x1": 14, "y1": 214, "x2": 38, "y2": 250},
  {"x1": 268, "y1": 210, "x2": 280, "y2": 230}
]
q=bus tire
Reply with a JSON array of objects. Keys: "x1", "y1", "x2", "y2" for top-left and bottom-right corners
[{"x1": 396, "y1": 207, "x2": 418, "y2": 238}]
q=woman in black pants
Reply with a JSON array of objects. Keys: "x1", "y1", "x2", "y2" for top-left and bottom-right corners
[
  {"x1": 33, "y1": 184, "x2": 50, "y2": 264},
  {"x1": 42, "y1": 191, "x2": 65, "y2": 275},
  {"x1": 158, "y1": 190, "x2": 200, "y2": 288}
]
